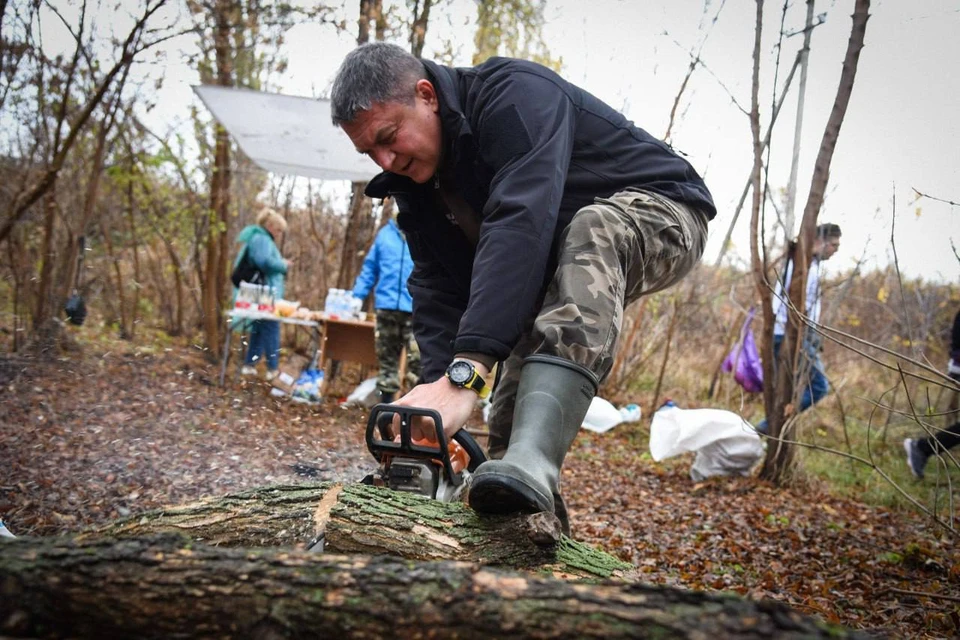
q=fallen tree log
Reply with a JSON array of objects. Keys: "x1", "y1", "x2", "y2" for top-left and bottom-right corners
[
  {"x1": 83, "y1": 482, "x2": 631, "y2": 581},
  {"x1": 0, "y1": 533, "x2": 868, "y2": 639}
]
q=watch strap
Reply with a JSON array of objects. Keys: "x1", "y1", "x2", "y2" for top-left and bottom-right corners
[{"x1": 446, "y1": 360, "x2": 490, "y2": 399}]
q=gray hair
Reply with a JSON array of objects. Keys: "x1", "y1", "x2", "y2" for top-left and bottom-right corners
[{"x1": 330, "y1": 42, "x2": 427, "y2": 126}]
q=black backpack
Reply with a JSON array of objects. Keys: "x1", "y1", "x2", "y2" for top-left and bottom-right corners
[
  {"x1": 231, "y1": 247, "x2": 265, "y2": 288},
  {"x1": 64, "y1": 235, "x2": 87, "y2": 326}
]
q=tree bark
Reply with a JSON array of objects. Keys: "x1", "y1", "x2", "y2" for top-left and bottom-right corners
[
  {"x1": 85, "y1": 482, "x2": 632, "y2": 580},
  {"x1": 3, "y1": 483, "x2": 869, "y2": 640},
  {"x1": 200, "y1": 0, "x2": 235, "y2": 360},
  {"x1": 0, "y1": 532, "x2": 866, "y2": 640}
]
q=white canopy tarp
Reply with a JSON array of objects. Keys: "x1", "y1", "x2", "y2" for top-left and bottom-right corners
[{"x1": 192, "y1": 85, "x2": 380, "y2": 182}]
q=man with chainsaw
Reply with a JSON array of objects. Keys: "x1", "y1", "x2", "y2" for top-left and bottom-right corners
[{"x1": 331, "y1": 43, "x2": 715, "y2": 530}]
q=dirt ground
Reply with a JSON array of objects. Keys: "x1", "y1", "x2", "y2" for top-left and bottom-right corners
[{"x1": 1, "y1": 341, "x2": 957, "y2": 638}]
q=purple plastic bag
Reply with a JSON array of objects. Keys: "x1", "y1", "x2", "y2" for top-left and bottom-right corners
[{"x1": 722, "y1": 309, "x2": 764, "y2": 393}]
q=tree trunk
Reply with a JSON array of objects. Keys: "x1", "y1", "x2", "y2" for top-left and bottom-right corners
[
  {"x1": 336, "y1": 182, "x2": 375, "y2": 290},
  {"x1": 84, "y1": 483, "x2": 630, "y2": 578},
  {"x1": 2, "y1": 483, "x2": 869, "y2": 639},
  {"x1": 32, "y1": 191, "x2": 58, "y2": 333},
  {"x1": 200, "y1": 0, "x2": 235, "y2": 361},
  {"x1": 749, "y1": 0, "x2": 776, "y2": 437},
  {"x1": 409, "y1": 0, "x2": 433, "y2": 57},
  {"x1": 100, "y1": 213, "x2": 131, "y2": 338},
  {"x1": 125, "y1": 167, "x2": 142, "y2": 341},
  {"x1": 783, "y1": 0, "x2": 816, "y2": 238},
  {"x1": 761, "y1": 0, "x2": 871, "y2": 484}
]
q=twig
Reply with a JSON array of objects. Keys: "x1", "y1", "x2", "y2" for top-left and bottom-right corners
[
  {"x1": 889, "y1": 185, "x2": 916, "y2": 358},
  {"x1": 911, "y1": 188, "x2": 960, "y2": 207},
  {"x1": 887, "y1": 588, "x2": 960, "y2": 604}
]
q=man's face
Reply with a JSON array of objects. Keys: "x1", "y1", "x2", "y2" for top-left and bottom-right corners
[
  {"x1": 341, "y1": 79, "x2": 442, "y2": 184},
  {"x1": 815, "y1": 235, "x2": 841, "y2": 261}
]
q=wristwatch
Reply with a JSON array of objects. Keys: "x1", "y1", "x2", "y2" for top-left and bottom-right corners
[{"x1": 445, "y1": 360, "x2": 490, "y2": 399}]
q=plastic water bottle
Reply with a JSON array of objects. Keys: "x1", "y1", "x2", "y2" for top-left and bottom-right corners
[
  {"x1": 335, "y1": 289, "x2": 348, "y2": 318},
  {"x1": 618, "y1": 403, "x2": 642, "y2": 422},
  {"x1": 349, "y1": 296, "x2": 363, "y2": 320},
  {"x1": 324, "y1": 289, "x2": 339, "y2": 317}
]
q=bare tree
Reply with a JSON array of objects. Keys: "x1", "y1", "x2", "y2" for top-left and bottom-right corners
[{"x1": 760, "y1": 0, "x2": 872, "y2": 483}]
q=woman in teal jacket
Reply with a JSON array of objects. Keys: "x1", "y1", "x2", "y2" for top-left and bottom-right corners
[{"x1": 234, "y1": 209, "x2": 289, "y2": 378}]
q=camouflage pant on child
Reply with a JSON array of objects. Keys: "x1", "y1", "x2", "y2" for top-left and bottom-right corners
[
  {"x1": 486, "y1": 189, "x2": 710, "y2": 457},
  {"x1": 375, "y1": 309, "x2": 421, "y2": 395}
]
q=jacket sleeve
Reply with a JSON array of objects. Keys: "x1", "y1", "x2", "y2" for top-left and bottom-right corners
[
  {"x1": 405, "y1": 230, "x2": 469, "y2": 382},
  {"x1": 352, "y1": 236, "x2": 380, "y2": 299},
  {"x1": 452, "y1": 71, "x2": 577, "y2": 360},
  {"x1": 248, "y1": 234, "x2": 287, "y2": 276}
]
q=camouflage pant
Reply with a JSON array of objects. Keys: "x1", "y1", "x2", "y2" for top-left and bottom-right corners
[
  {"x1": 375, "y1": 309, "x2": 421, "y2": 394},
  {"x1": 487, "y1": 189, "x2": 709, "y2": 457}
]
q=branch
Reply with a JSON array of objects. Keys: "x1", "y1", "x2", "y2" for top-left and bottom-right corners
[
  {"x1": 911, "y1": 187, "x2": 960, "y2": 207},
  {"x1": 0, "y1": 0, "x2": 169, "y2": 244}
]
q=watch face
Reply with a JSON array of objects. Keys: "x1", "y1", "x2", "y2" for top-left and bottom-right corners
[{"x1": 448, "y1": 361, "x2": 473, "y2": 384}]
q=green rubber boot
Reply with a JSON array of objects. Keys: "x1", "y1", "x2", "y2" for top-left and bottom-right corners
[{"x1": 469, "y1": 355, "x2": 598, "y2": 515}]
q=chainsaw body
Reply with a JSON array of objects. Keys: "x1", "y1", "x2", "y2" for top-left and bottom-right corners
[{"x1": 364, "y1": 404, "x2": 486, "y2": 502}]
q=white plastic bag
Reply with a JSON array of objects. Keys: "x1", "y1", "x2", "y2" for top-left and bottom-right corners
[
  {"x1": 345, "y1": 377, "x2": 379, "y2": 407},
  {"x1": 581, "y1": 397, "x2": 624, "y2": 433},
  {"x1": 649, "y1": 405, "x2": 763, "y2": 481}
]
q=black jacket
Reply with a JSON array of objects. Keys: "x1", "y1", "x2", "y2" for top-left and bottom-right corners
[{"x1": 366, "y1": 57, "x2": 715, "y2": 381}]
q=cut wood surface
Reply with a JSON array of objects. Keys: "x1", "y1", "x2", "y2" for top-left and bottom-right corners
[{"x1": 0, "y1": 533, "x2": 869, "y2": 639}]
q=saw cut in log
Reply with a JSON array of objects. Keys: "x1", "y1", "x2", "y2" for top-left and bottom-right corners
[
  {"x1": 0, "y1": 534, "x2": 870, "y2": 640},
  {"x1": 85, "y1": 482, "x2": 634, "y2": 581}
]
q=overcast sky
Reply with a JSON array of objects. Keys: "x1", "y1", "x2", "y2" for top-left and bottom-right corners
[{"x1": 134, "y1": 0, "x2": 960, "y2": 282}]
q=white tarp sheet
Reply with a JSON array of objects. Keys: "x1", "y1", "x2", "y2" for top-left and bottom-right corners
[{"x1": 192, "y1": 85, "x2": 380, "y2": 182}]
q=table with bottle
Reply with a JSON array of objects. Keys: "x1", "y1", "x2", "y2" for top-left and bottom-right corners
[{"x1": 219, "y1": 285, "x2": 378, "y2": 389}]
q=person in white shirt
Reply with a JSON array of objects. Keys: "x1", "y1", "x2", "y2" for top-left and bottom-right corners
[{"x1": 758, "y1": 223, "x2": 841, "y2": 433}]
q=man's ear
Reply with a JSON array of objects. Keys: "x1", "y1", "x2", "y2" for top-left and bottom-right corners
[{"x1": 415, "y1": 79, "x2": 439, "y2": 111}]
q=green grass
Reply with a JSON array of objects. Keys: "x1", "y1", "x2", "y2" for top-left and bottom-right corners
[{"x1": 798, "y1": 416, "x2": 960, "y2": 523}]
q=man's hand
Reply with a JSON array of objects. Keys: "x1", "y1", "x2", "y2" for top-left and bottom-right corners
[{"x1": 393, "y1": 359, "x2": 489, "y2": 442}]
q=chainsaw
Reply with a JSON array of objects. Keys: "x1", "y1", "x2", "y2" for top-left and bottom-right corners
[{"x1": 362, "y1": 404, "x2": 486, "y2": 502}]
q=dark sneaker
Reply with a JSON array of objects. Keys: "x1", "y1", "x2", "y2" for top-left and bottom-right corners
[{"x1": 903, "y1": 438, "x2": 929, "y2": 479}]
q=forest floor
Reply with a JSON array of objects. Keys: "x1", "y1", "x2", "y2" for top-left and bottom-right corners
[{"x1": 1, "y1": 335, "x2": 957, "y2": 639}]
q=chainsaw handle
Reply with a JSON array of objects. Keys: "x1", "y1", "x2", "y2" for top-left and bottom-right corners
[
  {"x1": 366, "y1": 404, "x2": 458, "y2": 485},
  {"x1": 366, "y1": 404, "x2": 488, "y2": 480},
  {"x1": 452, "y1": 430, "x2": 486, "y2": 473}
]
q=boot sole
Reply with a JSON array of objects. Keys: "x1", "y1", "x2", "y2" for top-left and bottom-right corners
[{"x1": 469, "y1": 472, "x2": 553, "y2": 514}]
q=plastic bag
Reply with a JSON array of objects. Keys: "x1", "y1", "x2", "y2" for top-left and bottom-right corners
[
  {"x1": 722, "y1": 308, "x2": 764, "y2": 393},
  {"x1": 649, "y1": 405, "x2": 763, "y2": 481},
  {"x1": 291, "y1": 369, "x2": 324, "y2": 404},
  {"x1": 345, "y1": 377, "x2": 379, "y2": 407},
  {"x1": 581, "y1": 397, "x2": 624, "y2": 433}
]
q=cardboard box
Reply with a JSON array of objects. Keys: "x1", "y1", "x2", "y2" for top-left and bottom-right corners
[{"x1": 270, "y1": 353, "x2": 310, "y2": 395}]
